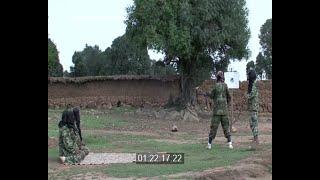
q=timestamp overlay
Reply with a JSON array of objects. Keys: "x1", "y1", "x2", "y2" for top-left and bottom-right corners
[{"x1": 135, "y1": 153, "x2": 184, "y2": 164}]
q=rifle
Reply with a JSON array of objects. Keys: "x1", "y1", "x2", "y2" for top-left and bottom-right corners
[
  {"x1": 197, "y1": 92, "x2": 211, "y2": 97},
  {"x1": 73, "y1": 107, "x2": 83, "y2": 141}
]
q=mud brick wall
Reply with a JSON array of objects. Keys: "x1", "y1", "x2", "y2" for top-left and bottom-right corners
[
  {"x1": 48, "y1": 76, "x2": 180, "y2": 109},
  {"x1": 196, "y1": 80, "x2": 272, "y2": 113},
  {"x1": 48, "y1": 76, "x2": 272, "y2": 113}
]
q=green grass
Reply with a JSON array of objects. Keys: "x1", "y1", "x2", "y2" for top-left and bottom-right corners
[
  {"x1": 48, "y1": 147, "x2": 59, "y2": 158},
  {"x1": 49, "y1": 165, "x2": 107, "y2": 180},
  {"x1": 49, "y1": 130, "x2": 161, "y2": 152},
  {"x1": 232, "y1": 131, "x2": 272, "y2": 136},
  {"x1": 48, "y1": 119, "x2": 59, "y2": 137},
  {"x1": 104, "y1": 143, "x2": 252, "y2": 178},
  {"x1": 48, "y1": 109, "x2": 129, "y2": 137},
  {"x1": 104, "y1": 142, "x2": 252, "y2": 177},
  {"x1": 48, "y1": 109, "x2": 62, "y2": 137},
  {"x1": 48, "y1": 109, "x2": 63, "y2": 117},
  {"x1": 81, "y1": 115, "x2": 128, "y2": 129},
  {"x1": 49, "y1": 132, "x2": 253, "y2": 178},
  {"x1": 175, "y1": 132, "x2": 200, "y2": 141},
  {"x1": 48, "y1": 108, "x2": 269, "y2": 178},
  {"x1": 110, "y1": 106, "x2": 136, "y2": 113},
  {"x1": 49, "y1": 140, "x2": 253, "y2": 178},
  {"x1": 48, "y1": 123, "x2": 59, "y2": 137},
  {"x1": 48, "y1": 125, "x2": 255, "y2": 178}
]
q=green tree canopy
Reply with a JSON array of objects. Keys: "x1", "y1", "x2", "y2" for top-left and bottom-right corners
[
  {"x1": 70, "y1": 52, "x2": 87, "y2": 77},
  {"x1": 48, "y1": 38, "x2": 63, "y2": 77},
  {"x1": 150, "y1": 60, "x2": 177, "y2": 76},
  {"x1": 103, "y1": 34, "x2": 151, "y2": 75},
  {"x1": 256, "y1": 18, "x2": 272, "y2": 79},
  {"x1": 126, "y1": 0, "x2": 250, "y2": 105},
  {"x1": 70, "y1": 34, "x2": 155, "y2": 76}
]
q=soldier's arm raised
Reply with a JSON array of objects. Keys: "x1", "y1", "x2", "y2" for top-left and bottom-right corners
[
  {"x1": 210, "y1": 87, "x2": 216, "y2": 99},
  {"x1": 197, "y1": 91, "x2": 212, "y2": 97},
  {"x1": 206, "y1": 92, "x2": 213, "y2": 98},
  {"x1": 226, "y1": 84, "x2": 231, "y2": 105}
]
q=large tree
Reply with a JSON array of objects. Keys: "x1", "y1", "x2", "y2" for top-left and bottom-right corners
[
  {"x1": 69, "y1": 45, "x2": 104, "y2": 76},
  {"x1": 70, "y1": 34, "x2": 152, "y2": 76},
  {"x1": 103, "y1": 34, "x2": 151, "y2": 75},
  {"x1": 48, "y1": 38, "x2": 63, "y2": 77},
  {"x1": 126, "y1": 0, "x2": 250, "y2": 106},
  {"x1": 256, "y1": 18, "x2": 272, "y2": 79},
  {"x1": 150, "y1": 60, "x2": 177, "y2": 76},
  {"x1": 69, "y1": 51, "x2": 89, "y2": 77}
]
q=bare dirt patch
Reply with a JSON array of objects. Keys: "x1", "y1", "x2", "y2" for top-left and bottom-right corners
[{"x1": 48, "y1": 137, "x2": 58, "y2": 148}]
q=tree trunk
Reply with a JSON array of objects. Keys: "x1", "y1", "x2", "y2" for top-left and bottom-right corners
[
  {"x1": 179, "y1": 69, "x2": 200, "y2": 122},
  {"x1": 180, "y1": 76, "x2": 195, "y2": 106},
  {"x1": 174, "y1": 58, "x2": 202, "y2": 122},
  {"x1": 179, "y1": 59, "x2": 197, "y2": 107}
]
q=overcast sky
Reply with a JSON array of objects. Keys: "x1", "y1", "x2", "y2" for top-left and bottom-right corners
[{"x1": 48, "y1": 0, "x2": 271, "y2": 81}]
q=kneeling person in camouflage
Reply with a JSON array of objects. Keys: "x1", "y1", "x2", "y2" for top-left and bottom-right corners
[
  {"x1": 58, "y1": 105, "x2": 89, "y2": 164},
  {"x1": 201, "y1": 71, "x2": 233, "y2": 149}
]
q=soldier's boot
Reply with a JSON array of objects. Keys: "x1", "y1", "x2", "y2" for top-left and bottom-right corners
[
  {"x1": 207, "y1": 143, "x2": 212, "y2": 149},
  {"x1": 207, "y1": 137, "x2": 213, "y2": 149},
  {"x1": 59, "y1": 156, "x2": 66, "y2": 164},
  {"x1": 249, "y1": 136, "x2": 259, "y2": 150},
  {"x1": 253, "y1": 135, "x2": 259, "y2": 145},
  {"x1": 227, "y1": 136, "x2": 233, "y2": 149}
]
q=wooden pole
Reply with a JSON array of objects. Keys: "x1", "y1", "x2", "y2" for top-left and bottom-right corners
[{"x1": 230, "y1": 89, "x2": 234, "y2": 133}]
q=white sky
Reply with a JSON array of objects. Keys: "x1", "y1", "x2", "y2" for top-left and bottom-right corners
[{"x1": 48, "y1": 0, "x2": 271, "y2": 81}]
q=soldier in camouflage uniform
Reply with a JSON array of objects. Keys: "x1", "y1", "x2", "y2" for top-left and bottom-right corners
[
  {"x1": 201, "y1": 71, "x2": 233, "y2": 149},
  {"x1": 247, "y1": 69, "x2": 259, "y2": 145},
  {"x1": 58, "y1": 105, "x2": 89, "y2": 164}
]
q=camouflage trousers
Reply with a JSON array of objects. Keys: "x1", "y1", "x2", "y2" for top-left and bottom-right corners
[
  {"x1": 64, "y1": 146, "x2": 89, "y2": 164},
  {"x1": 249, "y1": 111, "x2": 259, "y2": 137},
  {"x1": 208, "y1": 115, "x2": 231, "y2": 140}
]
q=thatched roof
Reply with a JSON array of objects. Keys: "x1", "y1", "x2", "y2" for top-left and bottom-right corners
[{"x1": 48, "y1": 75, "x2": 180, "y2": 84}]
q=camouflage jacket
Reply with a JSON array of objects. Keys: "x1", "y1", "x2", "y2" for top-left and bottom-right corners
[
  {"x1": 58, "y1": 126, "x2": 81, "y2": 157},
  {"x1": 247, "y1": 82, "x2": 259, "y2": 111},
  {"x1": 209, "y1": 82, "x2": 231, "y2": 115}
]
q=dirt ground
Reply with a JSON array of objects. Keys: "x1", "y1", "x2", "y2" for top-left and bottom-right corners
[
  {"x1": 49, "y1": 109, "x2": 272, "y2": 179},
  {"x1": 155, "y1": 149, "x2": 272, "y2": 180}
]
